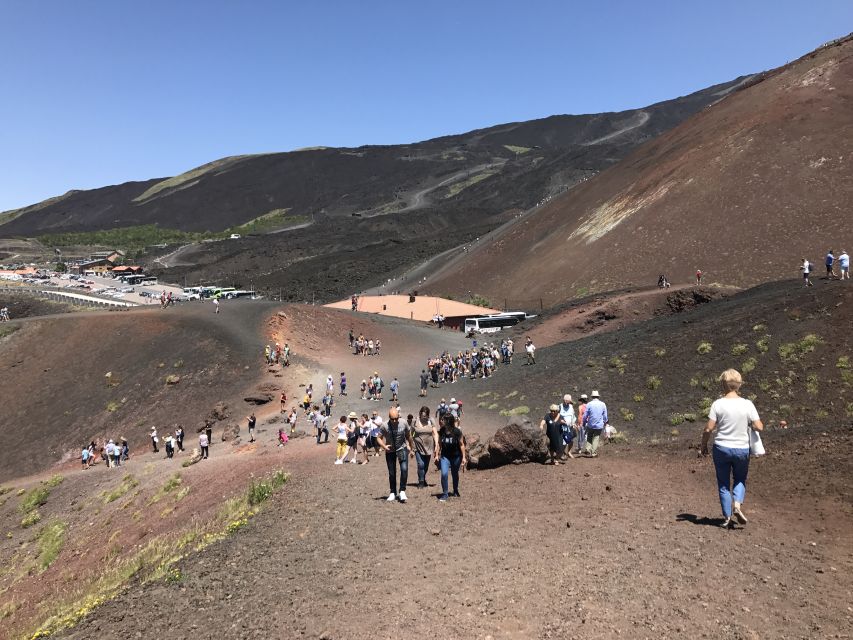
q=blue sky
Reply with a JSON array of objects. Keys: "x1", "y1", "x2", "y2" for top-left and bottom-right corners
[{"x1": 1, "y1": 1, "x2": 851, "y2": 212}]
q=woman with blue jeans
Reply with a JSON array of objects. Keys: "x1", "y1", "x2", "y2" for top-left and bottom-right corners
[
  {"x1": 701, "y1": 369, "x2": 764, "y2": 529},
  {"x1": 435, "y1": 413, "x2": 468, "y2": 502},
  {"x1": 411, "y1": 407, "x2": 438, "y2": 488}
]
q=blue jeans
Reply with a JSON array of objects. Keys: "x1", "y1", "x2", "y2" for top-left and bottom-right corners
[
  {"x1": 440, "y1": 455, "x2": 461, "y2": 498},
  {"x1": 415, "y1": 451, "x2": 431, "y2": 485},
  {"x1": 712, "y1": 445, "x2": 750, "y2": 518},
  {"x1": 385, "y1": 450, "x2": 409, "y2": 494}
]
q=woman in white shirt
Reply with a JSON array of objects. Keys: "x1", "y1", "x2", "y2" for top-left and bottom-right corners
[{"x1": 701, "y1": 369, "x2": 764, "y2": 528}]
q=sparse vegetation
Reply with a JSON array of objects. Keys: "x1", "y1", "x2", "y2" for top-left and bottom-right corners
[
  {"x1": 488, "y1": 403, "x2": 499, "y2": 410},
  {"x1": 20, "y1": 486, "x2": 51, "y2": 513},
  {"x1": 756, "y1": 335, "x2": 771, "y2": 353},
  {"x1": 105, "y1": 401, "x2": 120, "y2": 413},
  {"x1": 466, "y1": 294, "x2": 492, "y2": 308},
  {"x1": 805, "y1": 374, "x2": 819, "y2": 396},
  {"x1": 619, "y1": 408, "x2": 635, "y2": 422},
  {"x1": 836, "y1": 356, "x2": 849, "y2": 369},
  {"x1": 609, "y1": 356, "x2": 627, "y2": 375},
  {"x1": 609, "y1": 432, "x2": 628, "y2": 444},
  {"x1": 669, "y1": 413, "x2": 685, "y2": 426},
  {"x1": 0, "y1": 324, "x2": 20, "y2": 339},
  {"x1": 846, "y1": 402, "x2": 853, "y2": 418},
  {"x1": 646, "y1": 375, "x2": 662, "y2": 390},
  {"x1": 476, "y1": 392, "x2": 492, "y2": 398},
  {"x1": 499, "y1": 406, "x2": 530, "y2": 417},
  {"x1": 670, "y1": 429, "x2": 680, "y2": 437},
  {"x1": 164, "y1": 374, "x2": 181, "y2": 385},
  {"x1": 44, "y1": 474, "x2": 64, "y2": 488},
  {"x1": 689, "y1": 377, "x2": 699, "y2": 387},
  {"x1": 21, "y1": 511, "x2": 41, "y2": 528},
  {"x1": 632, "y1": 393, "x2": 644, "y2": 402},
  {"x1": 148, "y1": 473, "x2": 182, "y2": 506},
  {"x1": 477, "y1": 402, "x2": 488, "y2": 408},
  {"x1": 445, "y1": 170, "x2": 498, "y2": 198},
  {"x1": 36, "y1": 521, "x2": 67, "y2": 571},
  {"x1": 698, "y1": 397, "x2": 713, "y2": 415},
  {"x1": 504, "y1": 391, "x2": 519, "y2": 399},
  {"x1": 103, "y1": 474, "x2": 139, "y2": 504},
  {"x1": 741, "y1": 357, "x2": 757, "y2": 374},
  {"x1": 696, "y1": 341, "x2": 713, "y2": 355},
  {"x1": 173, "y1": 359, "x2": 184, "y2": 368},
  {"x1": 654, "y1": 348, "x2": 667, "y2": 358},
  {"x1": 682, "y1": 413, "x2": 697, "y2": 423},
  {"x1": 248, "y1": 470, "x2": 288, "y2": 507},
  {"x1": 731, "y1": 343, "x2": 749, "y2": 356},
  {"x1": 778, "y1": 334, "x2": 823, "y2": 362},
  {"x1": 504, "y1": 144, "x2": 532, "y2": 154},
  {"x1": 752, "y1": 323, "x2": 767, "y2": 332}
]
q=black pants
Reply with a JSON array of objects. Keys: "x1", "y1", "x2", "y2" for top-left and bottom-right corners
[
  {"x1": 316, "y1": 427, "x2": 328, "y2": 444},
  {"x1": 385, "y1": 449, "x2": 409, "y2": 494},
  {"x1": 201, "y1": 445, "x2": 209, "y2": 459}
]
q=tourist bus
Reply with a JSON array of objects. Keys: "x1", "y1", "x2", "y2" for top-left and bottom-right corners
[{"x1": 464, "y1": 312, "x2": 528, "y2": 334}]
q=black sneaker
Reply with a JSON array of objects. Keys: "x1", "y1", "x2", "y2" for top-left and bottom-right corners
[{"x1": 451, "y1": 491, "x2": 461, "y2": 498}]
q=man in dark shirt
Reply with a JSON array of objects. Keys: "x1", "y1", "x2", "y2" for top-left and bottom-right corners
[
  {"x1": 247, "y1": 413, "x2": 257, "y2": 443},
  {"x1": 377, "y1": 407, "x2": 415, "y2": 503},
  {"x1": 419, "y1": 370, "x2": 429, "y2": 397}
]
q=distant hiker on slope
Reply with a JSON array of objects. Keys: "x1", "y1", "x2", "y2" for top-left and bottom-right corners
[
  {"x1": 525, "y1": 338, "x2": 536, "y2": 365},
  {"x1": 801, "y1": 258, "x2": 813, "y2": 287},
  {"x1": 826, "y1": 250, "x2": 836, "y2": 279},
  {"x1": 582, "y1": 391, "x2": 608, "y2": 458},
  {"x1": 696, "y1": 269, "x2": 703, "y2": 285},
  {"x1": 839, "y1": 250, "x2": 850, "y2": 280},
  {"x1": 700, "y1": 369, "x2": 763, "y2": 529}
]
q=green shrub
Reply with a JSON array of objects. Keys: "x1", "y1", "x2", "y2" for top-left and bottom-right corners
[
  {"x1": 682, "y1": 413, "x2": 697, "y2": 422},
  {"x1": 36, "y1": 521, "x2": 67, "y2": 571},
  {"x1": 610, "y1": 432, "x2": 628, "y2": 444},
  {"x1": 654, "y1": 348, "x2": 666, "y2": 358},
  {"x1": 609, "y1": 356, "x2": 627, "y2": 375},
  {"x1": 148, "y1": 474, "x2": 182, "y2": 506},
  {"x1": 499, "y1": 406, "x2": 530, "y2": 417},
  {"x1": 466, "y1": 295, "x2": 492, "y2": 308},
  {"x1": 504, "y1": 390, "x2": 519, "y2": 399},
  {"x1": 805, "y1": 374, "x2": 819, "y2": 396},
  {"x1": 173, "y1": 359, "x2": 184, "y2": 368},
  {"x1": 689, "y1": 377, "x2": 699, "y2": 387},
  {"x1": 846, "y1": 402, "x2": 853, "y2": 418},
  {"x1": 20, "y1": 486, "x2": 50, "y2": 513},
  {"x1": 105, "y1": 401, "x2": 120, "y2": 413},
  {"x1": 44, "y1": 475, "x2": 64, "y2": 488},
  {"x1": 752, "y1": 323, "x2": 767, "y2": 332},
  {"x1": 646, "y1": 376, "x2": 662, "y2": 390},
  {"x1": 756, "y1": 336, "x2": 771, "y2": 353},
  {"x1": 779, "y1": 334, "x2": 824, "y2": 362},
  {"x1": 835, "y1": 356, "x2": 849, "y2": 369},
  {"x1": 731, "y1": 344, "x2": 749, "y2": 356},
  {"x1": 696, "y1": 342, "x2": 713, "y2": 355},
  {"x1": 669, "y1": 413, "x2": 685, "y2": 426},
  {"x1": 103, "y1": 474, "x2": 139, "y2": 504},
  {"x1": 488, "y1": 403, "x2": 499, "y2": 410},
  {"x1": 741, "y1": 357, "x2": 757, "y2": 374},
  {"x1": 619, "y1": 408, "x2": 635, "y2": 422},
  {"x1": 477, "y1": 402, "x2": 488, "y2": 408},
  {"x1": 632, "y1": 393, "x2": 644, "y2": 402},
  {"x1": 21, "y1": 511, "x2": 41, "y2": 528},
  {"x1": 698, "y1": 397, "x2": 713, "y2": 415}
]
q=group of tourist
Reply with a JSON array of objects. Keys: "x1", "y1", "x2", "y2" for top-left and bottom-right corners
[
  {"x1": 349, "y1": 330, "x2": 382, "y2": 357},
  {"x1": 803, "y1": 249, "x2": 851, "y2": 286},
  {"x1": 81, "y1": 438, "x2": 129, "y2": 469},
  {"x1": 0, "y1": 306, "x2": 9, "y2": 321},
  {"x1": 539, "y1": 391, "x2": 612, "y2": 464},
  {"x1": 263, "y1": 342, "x2": 291, "y2": 366}
]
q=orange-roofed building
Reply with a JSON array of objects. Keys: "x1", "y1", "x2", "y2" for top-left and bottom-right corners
[{"x1": 325, "y1": 294, "x2": 500, "y2": 329}]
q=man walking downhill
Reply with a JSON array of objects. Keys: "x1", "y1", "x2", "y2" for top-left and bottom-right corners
[
  {"x1": 376, "y1": 407, "x2": 415, "y2": 503},
  {"x1": 582, "y1": 390, "x2": 608, "y2": 458},
  {"x1": 525, "y1": 338, "x2": 536, "y2": 365},
  {"x1": 839, "y1": 250, "x2": 850, "y2": 280}
]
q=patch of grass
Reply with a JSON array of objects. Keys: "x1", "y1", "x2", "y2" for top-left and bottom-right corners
[
  {"x1": 700, "y1": 378, "x2": 714, "y2": 391},
  {"x1": 174, "y1": 486, "x2": 190, "y2": 502},
  {"x1": 608, "y1": 356, "x2": 627, "y2": 375},
  {"x1": 752, "y1": 323, "x2": 767, "y2": 332},
  {"x1": 815, "y1": 408, "x2": 829, "y2": 419},
  {"x1": 698, "y1": 397, "x2": 713, "y2": 416},
  {"x1": 445, "y1": 170, "x2": 498, "y2": 198},
  {"x1": 466, "y1": 294, "x2": 492, "y2": 308},
  {"x1": 619, "y1": 408, "x2": 635, "y2": 422},
  {"x1": 842, "y1": 370, "x2": 853, "y2": 386},
  {"x1": 610, "y1": 432, "x2": 628, "y2": 444},
  {"x1": 504, "y1": 144, "x2": 532, "y2": 154},
  {"x1": 477, "y1": 402, "x2": 488, "y2": 408},
  {"x1": 689, "y1": 377, "x2": 699, "y2": 387},
  {"x1": 576, "y1": 286, "x2": 589, "y2": 297},
  {"x1": 173, "y1": 359, "x2": 184, "y2": 368},
  {"x1": 758, "y1": 379, "x2": 771, "y2": 392},
  {"x1": 164, "y1": 374, "x2": 180, "y2": 385},
  {"x1": 836, "y1": 356, "x2": 849, "y2": 369},
  {"x1": 646, "y1": 375, "x2": 662, "y2": 390},
  {"x1": 682, "y1": 413, "x2": 697, "y2": 422},
  {"x1": 504, "y1": 391, "x2": 519, "y2": 399},
  {"x1": 696, "y1": 341, "x2": 713, "y2": 355},
  {"x1": 632, "y1": 393, "x2": 644, "y2": 402},
  {"x1": 147, "y1": 473, "x2": 182, "y2": 506},
  {"x1": 756, "y1": 335, "x2": 771, "y2": 353},
  {"x1": 805, "y1": 374, "x2": 819, "y2": 396},
  {"x1": 846, "y1": 402, "x2": 853, "y2": 418},
  {"x1": 37, "y1": 520, "x2": 67, "y2": 571},
  {"x1": 21, "y1": 510, "x2": 41, "y2": 528},
  {"x1": 498, "y1": 405, "x2": 530, "y2": 417},
  {"x1": 731, "y1": 343, "x2": 749, "y2": 356},
  {"x1": 741, "y1": 357, "x2": 757, "y2": 374},
  {"x1": 105, "y1": 401, "x2": 120, "y2": 413},
  {"x1": 44, "y1": 474, "x2": 64, "y2": 488},
  {"x1": 20, "y1": 486, "x2": 51, "y2": 513},
  {"x1": 476, "y1": 391, "x2": 492, "y2": 398},
  {"x1": 654, "y1": 347, "x2": 667, "y2": 358},
  {"x1": 247, "y1": 470, "x2": 289, "y2": 507},
  {"x1": 669, "y1": 413, "x2": 685, "y2": 426},
  {"x1": 103, "y1": 474, "x2": 139, "y2": 504},
  {"x1": 778, "y1": 333, "x2": 823, "y2": 362},
  {"x1": 670, "y1": 429, "x2": 680, "y2": 437},
  {"x1": 0, "y1": 486, "x2": 12, "y2": 496},
  {"x1": 0, "y1": 324, "x2": 21, "y2": 339},
  {"x1": 488, "y1": 403, "x2": 499, "y2": 410}
]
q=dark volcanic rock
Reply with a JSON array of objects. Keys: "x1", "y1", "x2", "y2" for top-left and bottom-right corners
[
  {"x1": 243, "y1": 394, "x2": 274, "y2": 405},
  {"x1": 476, "y1": 416, "x2": 549, "y2": 469}
]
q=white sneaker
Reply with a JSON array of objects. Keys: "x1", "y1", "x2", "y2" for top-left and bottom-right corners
[
  {"x1": 386, "y1": 493, "x2": 396, "y2": 501},
  {"x1": 334, "y1": 460, "x2": 343, "y2": 465},
  {"x1": 349, "y1": 459, "x2": 357, "y2": 464},
  {"x1": 398, "y1": 491, "x2": 408, "y2": 503}
]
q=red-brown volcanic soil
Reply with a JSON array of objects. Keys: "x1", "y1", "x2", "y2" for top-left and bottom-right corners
[
  {"x1": 2, "y1": 282, "x2": 851, "y2": 639},
  {"x1": 426, "y1": 34, "x2": 853, "y2": 306}
]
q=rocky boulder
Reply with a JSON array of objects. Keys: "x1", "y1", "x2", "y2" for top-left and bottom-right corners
[
  {"x1": 474, "y1": 416, "x2": 549, "y2": 469},
  {"x1": 243, "y1": 393, "x2": 274, "y2": 405}
]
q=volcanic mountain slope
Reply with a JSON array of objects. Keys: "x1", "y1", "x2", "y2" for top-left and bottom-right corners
[
  {"x1": 0, "y1": 77, "x2": 745, "y2": 237},
  {"x1": 425, "y1": 34, "x2": 853, "y2": 307}
]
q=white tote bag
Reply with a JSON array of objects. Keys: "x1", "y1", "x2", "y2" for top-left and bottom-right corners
[{"x1": 749, "y1": 430, "x2": 765, "y2": 456}]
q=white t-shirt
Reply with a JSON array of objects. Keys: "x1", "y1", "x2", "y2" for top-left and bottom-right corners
[
  {"x1": 708, "y1": 396, "x2": 760, "y2": 449},
  {"x1": 337, "y1": 423, "x2": 348, "y2": 441}
]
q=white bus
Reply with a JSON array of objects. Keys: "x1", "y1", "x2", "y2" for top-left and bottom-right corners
[{"x1": 464, "y1": 312, "x2": 528, "y2": 334}]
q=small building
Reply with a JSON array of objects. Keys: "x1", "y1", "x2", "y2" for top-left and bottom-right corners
[
  {"x1": 72, "y1": 259, "x2": 113, "y2": 275},
  {"x1": 89, "y1": 250, "x2": 125, "y2": 263},
  {"x1": 109, "y1": 265, "x2": 144, "y2": 277}
]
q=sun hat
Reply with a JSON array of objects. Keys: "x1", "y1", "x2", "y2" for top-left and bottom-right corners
[
  {"x1": 563, "y1": 394, "x2": 573, "y2": 403},
  {"x1": 549, "y1": 404, "x2": 559, "y2": 411},
  {"x1": 450, "y1": 398, "x2": 456, "y2": 403},
  {"x1": 347, "y1": 411, "x2": 358, "y2": 419},
  {"x1": 580, "y1": 394, "x2": 588, "y2": 400},
  {"x1": 591, "y1": 390, "x2": 600, "y2": 398}
]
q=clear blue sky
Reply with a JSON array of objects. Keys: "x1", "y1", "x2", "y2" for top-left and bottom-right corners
[{"x1": 1, "y1": 0, "x2": 851, "y2": 212}]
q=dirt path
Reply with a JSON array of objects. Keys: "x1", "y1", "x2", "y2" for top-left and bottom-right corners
[{"x1": 56, "y1": 432, "x2": 852, "y2": 640}]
